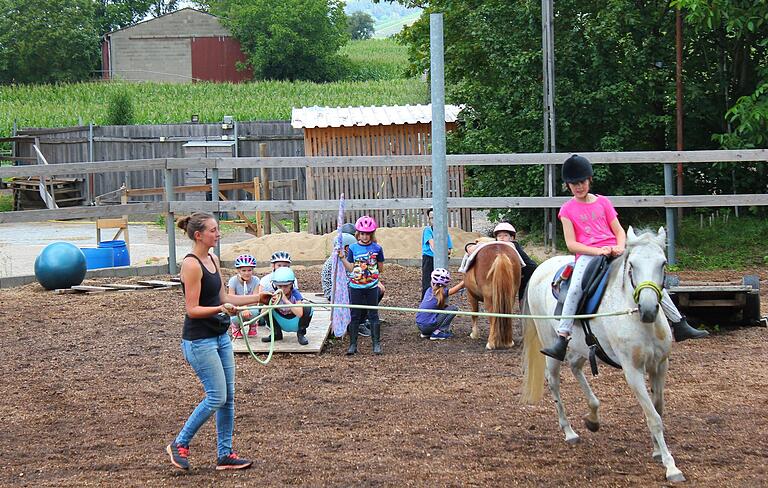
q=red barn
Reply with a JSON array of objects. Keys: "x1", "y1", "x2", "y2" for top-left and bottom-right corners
[{"x1": 101, "y1": 8, "x2": 252, "y2": 83}]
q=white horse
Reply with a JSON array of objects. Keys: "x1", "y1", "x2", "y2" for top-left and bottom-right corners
[{"x1": 521, "y1": 227, "x2": 686, "y2": 483}]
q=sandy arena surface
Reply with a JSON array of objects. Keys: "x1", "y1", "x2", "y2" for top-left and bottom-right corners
[{"x1": 0, "y1": 259, "x2": 766, "y2": 486}]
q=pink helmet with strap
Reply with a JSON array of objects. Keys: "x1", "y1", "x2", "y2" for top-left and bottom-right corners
[
  {"x1": 493, "y1": 222, "x2": 516, "y2": 237},
  {"x1": 355, "y1": 215, "x2": 378, "y2": 233},
  {"x1": 431, "y1": 268, "x2": 451, "y2": 287}
]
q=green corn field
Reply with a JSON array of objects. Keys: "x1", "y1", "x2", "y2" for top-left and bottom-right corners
[{"x1": 0, "y1": 78, "x2": 428, "y2": 136}]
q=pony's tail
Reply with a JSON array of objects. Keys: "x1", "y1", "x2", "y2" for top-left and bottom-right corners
[
  {"x1": 521, "y1": 295, "x2": 545, "y2": 404},
  {"x1": 487, "y1": 253, "x2": 516, "y2": 349}
]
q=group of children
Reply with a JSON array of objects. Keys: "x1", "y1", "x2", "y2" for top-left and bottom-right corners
[
  {"x1": 226, "y1": 250, "x2": 312, "y2": 346},
  {"x1": 229, "y1": 154, "x2": 709, "y2": 357}
]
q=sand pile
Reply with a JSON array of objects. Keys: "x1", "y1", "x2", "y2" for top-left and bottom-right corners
[{"x1": 221, "y1": 227, "x2": 485, "y2": 264}]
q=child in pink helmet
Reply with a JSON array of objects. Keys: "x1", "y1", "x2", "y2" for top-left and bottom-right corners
[
  {"x1": 416, "y1": 268, "x2": 463, "y2": 340},
  {"x1": 339, "y1": 215, "x2": 385, "y2": 355}
]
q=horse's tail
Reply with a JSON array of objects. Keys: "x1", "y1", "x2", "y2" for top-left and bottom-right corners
[
  {"x1": 487, "y1": 253, "x2": 517, "y2": 349},
  {"x1": 521, "y1": 295, "x2": 546, "y2": 404}
]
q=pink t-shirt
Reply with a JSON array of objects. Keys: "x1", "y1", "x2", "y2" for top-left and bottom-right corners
[{"x1": 558, "y1": 194, "x2": 619, "y2": 249}]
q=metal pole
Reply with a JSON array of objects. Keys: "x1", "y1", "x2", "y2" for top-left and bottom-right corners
[
  {"x1": 430, "y1": 13, "x2": 449, "y2": 269},
  {"x1": 664, "y1": 163, "x2": 676, "y2": 264},
  {"x1": 675, "y1": 7, "x2": 684, "y2": 224},
  {"x1": 542, "y1": 0, "x2": 557, "y2": 252},
  {"x1": 211, "y1": 166, "x2": 220, "y2": 257},
  {"x1": 88, "y1": 122, "x2": 95, "y2": 204},
  {"x1": 164, "y1": 167, "x2": 177, "y2": 274}
]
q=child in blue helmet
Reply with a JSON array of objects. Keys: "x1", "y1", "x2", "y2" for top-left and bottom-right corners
[
  {"x1": 227, "y1": 254, "x2": 259, "y2": 338},
  {"x1": 340, "y1": 215, "x2": 385, "y2": 355},
  {"x1": 416, "y1": 268, "x2": 463, "y2": 341},
  {"x1": 261, "y1": 266, "x2": 313, "y2": 346}
]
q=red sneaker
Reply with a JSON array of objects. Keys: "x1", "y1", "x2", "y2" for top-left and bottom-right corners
[
  {"x1": 216, "y1": 452, "x2": 252, "y2": 470},
  {"x1": 167, "y1": 442, "x2": 190, "y2": 470}
]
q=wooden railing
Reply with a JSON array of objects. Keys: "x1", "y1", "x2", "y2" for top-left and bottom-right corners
[{"x1": 1, "y1": 149, "x2": 767, "y2": 272}]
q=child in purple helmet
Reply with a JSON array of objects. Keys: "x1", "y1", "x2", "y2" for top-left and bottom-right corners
[
  {"x1": 416, "y1": 268, "x2": 464, "y2": 340},
  {"x1": 339, "y1": 215, "x2": 385, "y2": 355}
]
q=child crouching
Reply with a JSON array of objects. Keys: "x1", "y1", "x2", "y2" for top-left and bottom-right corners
[{"x1": 416, "y1": 268, "x2": 463, "y2": 340}]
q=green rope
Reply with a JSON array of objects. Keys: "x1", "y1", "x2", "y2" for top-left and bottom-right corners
[{"x1": 229, "y1": 301, "x2": 639, "y2": 365}]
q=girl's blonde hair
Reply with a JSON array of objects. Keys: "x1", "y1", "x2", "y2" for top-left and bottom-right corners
[{"x1": 432, "y1": 284, "x2": 447, "y2": 309}]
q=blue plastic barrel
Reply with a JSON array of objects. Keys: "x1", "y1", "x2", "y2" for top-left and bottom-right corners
[
  {"x1": 81, "y1": 247, "x2": 115, "y2": 270},
  {"x1": 97, "y1": 240, "x2": 130, "y2": 267}
]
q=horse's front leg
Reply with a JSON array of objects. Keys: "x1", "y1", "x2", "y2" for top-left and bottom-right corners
[
  {"x1": 623, "y1": 365, "x2": 684, "y2": 483},
  {"x1": 649, "y1": 358, "x2": 669, "y2": 461},
  {"x1": 544, "y1": 358, "x2": 580, "y2": 444},
  {"x1": 570, "y1": 358, "x2": 601, "y2": 432},
  {"x1": 469, "y1": 294, "x2": 480, "y2": 340}
]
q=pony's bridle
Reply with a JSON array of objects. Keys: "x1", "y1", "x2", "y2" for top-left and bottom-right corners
[{"x1": 625, "y1": 250, "x2": 665, "y2": 304}]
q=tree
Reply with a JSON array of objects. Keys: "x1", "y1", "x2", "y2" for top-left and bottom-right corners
[
  {"x1": 0, "y1": 0, "x2": 100, "y2": 84},
  {"x1": 149, "y1": 0, "x2": 180, "y2": 17},
  {"x1": 348, "y1": 11, "x2": 375, "y2": 40},
  {"x1": 672, "y1": 0, "x2": 768, "y2": 149},
  {"x1": 397, "y1": 0, "x2": 768, "y2": 227},
  {"x1": 206, "y1": 0, "x2": 350, "y2": 82}
]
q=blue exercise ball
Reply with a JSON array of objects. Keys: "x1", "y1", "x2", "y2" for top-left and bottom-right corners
[{"x1": 34, "y1": 242, "x2": 87, "y2": 290}]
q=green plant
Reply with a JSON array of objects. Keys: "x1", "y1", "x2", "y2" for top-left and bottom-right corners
[
  {"x1": 106, "y1": 90, "x2": 135, "y2": 126},
  {"x1": 0, "y1": 193, "x2": 12, "y2": 212}
]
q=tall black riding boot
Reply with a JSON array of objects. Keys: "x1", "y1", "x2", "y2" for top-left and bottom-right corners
[
  {"x1": 371, "y1": 321, "x2": 382, "y2": 355},
  {"x1": 670, "y1": 316, "x2": 709, "y2": 342},
  {"x1": 262, "y1": 322, "x2": 283, "y2": 342},
  {"x1": 347, "y1": 321, "x2": 359, "y2": 355},
  {"x1": 540, "y1": 335, "x2": 569, "y2": 361}
]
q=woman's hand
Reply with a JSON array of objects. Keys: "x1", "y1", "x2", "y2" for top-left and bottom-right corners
[{"x1": 221, "y1": 303, "x2": 237, "y2": 316}]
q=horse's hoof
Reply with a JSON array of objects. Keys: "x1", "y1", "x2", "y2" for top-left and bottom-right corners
[
  {"x1": 565, "y1": 436, "x2": 581, "y2": 445},
  {"x1": 470, "y1": 332, "x2": 478, "y2": 339},
  {"x1": 666, "y1": 472, "x2": 686, "y2": 483},
  {"x1": 485, "y1": 343, "x2": 492, "y2": 350},
  {"x1": 583, "y1": 417, "x2": 600, "y2": 432},
  {"x1": 652, "y1": 453, "x2": 662, "y2": 463}
]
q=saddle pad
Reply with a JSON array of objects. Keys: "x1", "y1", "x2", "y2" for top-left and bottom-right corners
[
  {"x1": 463, "y1": 241, "x2": 526, "y2": 272},
  {"x1": 551, "y1": 259, "x2": 611, "y2": 315}
]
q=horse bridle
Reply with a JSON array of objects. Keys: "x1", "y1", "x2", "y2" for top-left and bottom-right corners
[{"x1": 625, "y1": 249, "x2": 665, "y2": 304}]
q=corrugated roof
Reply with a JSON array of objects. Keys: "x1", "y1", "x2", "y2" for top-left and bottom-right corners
[{"x1": 291, "y1": 104, "x2": 463, "y2": 129}]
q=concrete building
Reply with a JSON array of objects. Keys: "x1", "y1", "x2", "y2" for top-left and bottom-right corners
[{"x1": 101, "y1": 8, "x2": 252, "y2": 83}]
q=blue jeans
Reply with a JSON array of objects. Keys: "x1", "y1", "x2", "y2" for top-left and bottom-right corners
[
  {"x1": 175, "y1": 334, "x2": 235, "y2": 459},
  {"x1": 417, "y1": 305, "x2": 458, "y2": 336}
]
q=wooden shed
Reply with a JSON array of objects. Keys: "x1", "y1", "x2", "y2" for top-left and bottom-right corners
[{"x1": 291, "y1": 104, "x2": 470, "y2": 234}]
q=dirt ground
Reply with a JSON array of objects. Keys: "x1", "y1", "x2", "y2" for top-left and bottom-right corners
[{"x1": 0, "y1": 263, "x2": 766, "y2": 487}]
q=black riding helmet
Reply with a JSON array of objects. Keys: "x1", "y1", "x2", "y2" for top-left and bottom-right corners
[{"x1": 562, "y1": 154, "x2": 593, "y2": 183}]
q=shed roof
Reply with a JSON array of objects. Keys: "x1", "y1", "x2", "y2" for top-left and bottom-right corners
[
  {"x1": 291, "y1": 104, "x2": 463, "y2": 129},
  {"x1": 103, "y1": 8, "x2": 218, "y2": 37}
]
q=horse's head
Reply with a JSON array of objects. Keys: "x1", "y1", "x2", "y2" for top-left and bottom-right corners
[{"x1": 625, "y1": 226, "x2": 667, "y2": 323}]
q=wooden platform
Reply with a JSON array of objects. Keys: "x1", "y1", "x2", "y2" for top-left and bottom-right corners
[{"x1": 232, "y1": 293, "x2": 332, "y2": 354}]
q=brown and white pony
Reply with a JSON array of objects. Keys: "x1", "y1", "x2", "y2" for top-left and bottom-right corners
[{"x1": 464, "y1": 242, "x2": 521, "y2": 350}]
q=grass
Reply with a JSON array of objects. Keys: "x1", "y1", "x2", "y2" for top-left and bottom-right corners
[
  {"x1": 0, "y1": 78, "x2": 428, "y2": 137},
  {"x1": 0, "y1": 193, "x2": 12, "y2": 212},
  {"x1": 676, "y1": 211, "x2": 768, "y2": 270},
  {"x1": 340, "y1": 38, "x2": 411, "y2": 81}
]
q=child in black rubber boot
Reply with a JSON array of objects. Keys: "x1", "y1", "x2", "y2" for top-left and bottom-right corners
[{"x1": 340, "y1": 215, "x2": 385, "y2": 355}]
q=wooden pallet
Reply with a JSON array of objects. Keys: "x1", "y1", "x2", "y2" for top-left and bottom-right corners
[{"x1": 55, "y1": 280, "x2": 181, "y2": 294}]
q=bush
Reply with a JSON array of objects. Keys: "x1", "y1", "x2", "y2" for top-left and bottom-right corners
[{"x1": 106, "y1": 90, "x2": 134, "y2": 126}]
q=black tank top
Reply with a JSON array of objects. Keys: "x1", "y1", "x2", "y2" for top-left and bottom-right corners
[{"x1": 181, "y1": 253, "x2": 227, "y2": 340}]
